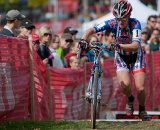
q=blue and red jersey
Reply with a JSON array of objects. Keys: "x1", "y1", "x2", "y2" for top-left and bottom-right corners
[{"x1": 94, "y1": 18, "x2": 142, "y2": 55}]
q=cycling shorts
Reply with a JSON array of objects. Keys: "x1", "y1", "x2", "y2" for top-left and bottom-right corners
[{"x1": 114, "y1": 52, "x2": 146, "y2": 74}]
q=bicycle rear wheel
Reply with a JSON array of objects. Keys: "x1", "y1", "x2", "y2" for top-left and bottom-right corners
[{"x1": 91, "y1": 66, "x2": 99, "y2": 129}]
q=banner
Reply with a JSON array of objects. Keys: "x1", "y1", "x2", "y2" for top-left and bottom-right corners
[
  {"x1": 50, "y1": 67, "x2": 86, "y2": 120},
  {"x1": 0, "y1": 37, "x2": 30, "y2": 120},
  {"x1": 32, "y1": 49, "x2": 50, "y2": 120}
]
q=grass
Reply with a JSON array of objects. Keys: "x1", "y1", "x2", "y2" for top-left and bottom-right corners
[{"x1": 0, "y1": 120, "x2": 160, "y2": 130}]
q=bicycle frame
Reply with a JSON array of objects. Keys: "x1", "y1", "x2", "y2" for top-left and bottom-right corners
[
  {"x1": 87, "y1": 48, "x2": 103, "y2": 101},
  {"x1": 86, "y1": 42, "x2": 105, "y2": 129},
  {"x1": 77, "y1": 41, "x2": 108, "y2": 129}
]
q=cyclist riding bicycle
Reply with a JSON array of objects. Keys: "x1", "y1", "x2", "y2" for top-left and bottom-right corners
[{"x1": 79, "y1": 0, "x2": 150, "y2": 121}]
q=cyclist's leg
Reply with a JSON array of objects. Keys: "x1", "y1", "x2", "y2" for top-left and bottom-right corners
[
  {"x1": 134, "y1": 71, "x2": 150, "y2": 120},
  {"x1": 134, "y1": 72, "x2": 145, "y2": 108},
  {"x1": 115, "y1": 53, "x2": 134, "y2": 116},
  {"x1": 117, "y1": 70, "x2": 131, "y2": 97},
  {"x1": 132, "y1": 50, "x2": 150, "y2": 120},
  {"x1": 117, "y1": 70, "x2": 134, "y2": 116}
]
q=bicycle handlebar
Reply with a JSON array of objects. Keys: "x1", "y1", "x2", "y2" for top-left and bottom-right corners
[
  {"x1": 89, "y1": 41, "x2": 109, "y2": 51},
  {"x1": 76, "y1": 41, "x2": 110, "y2": 59}
]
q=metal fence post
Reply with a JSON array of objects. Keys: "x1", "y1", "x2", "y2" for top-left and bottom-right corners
[
  {"x1": 151, "y1": 52, "x2": 155, "y2": 110},
  {"x1": 28, "y1": 36, "x2": 35, "y2": 120},
  {"x1": 47, "y1": 65, "x2": 53, "y2": 120},
  {"x1": 83, "y1": 62, "x2": 87, "y2": 119}
]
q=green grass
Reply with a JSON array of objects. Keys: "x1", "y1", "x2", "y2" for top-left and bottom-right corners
[{"x1": 0, "y1": 120, "x2": 160, "y2": 130}]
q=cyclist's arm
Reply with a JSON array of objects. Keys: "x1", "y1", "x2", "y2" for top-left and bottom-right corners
[
  {"x1": 119, "y1": 19, "x2": 141, "y2": 52},
  {"x1": 82, "y1": 19, "x2": 116, "y2": 40},
  {"x1": 82, "y1": 28, "x2": 96, "y2": 40},
  {"x1": 119, "y1": 42, "x2": 139, "y2": 52}
]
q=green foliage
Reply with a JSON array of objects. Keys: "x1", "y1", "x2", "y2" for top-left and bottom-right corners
[
  {"x1": 28, "y1": 0, "x2": 48, "y2": 8},
  {"x1": 0, "y1": 0, "x2": 49, "y2": 10},
  {"x1": 0, "y1": 0, "x2": 19, "y2": 4}
]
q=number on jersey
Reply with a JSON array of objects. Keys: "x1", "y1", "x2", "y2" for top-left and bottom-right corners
[{"x1": 133, "y1": 29, "x2": 141, "y2": 39}]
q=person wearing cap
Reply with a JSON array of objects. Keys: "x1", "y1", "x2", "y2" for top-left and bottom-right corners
[
  {"x1": 17, "y1": 19, "x2": 35, "y2": 39},
  {"x1": 64, "y1": 27, "x2": 78, "y2": 40},
  {"x1": 56, "y1": 33, "x2": 73, "y2": 67},
  {"x1": 0, "y1": 9, "x2": 25, "y2": 37}
]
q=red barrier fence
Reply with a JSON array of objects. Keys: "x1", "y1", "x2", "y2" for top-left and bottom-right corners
[
  {"x1": 0, "y1": 37, "x2": 30, "y2": 120},
  {"x1": 0, "y1": 37, "x2": 160, "y2": 120}
]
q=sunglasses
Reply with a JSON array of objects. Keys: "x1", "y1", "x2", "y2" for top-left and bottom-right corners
[
  {"x1": 117, "y1": 18, "x2": 128, "y2": 21},
  {"x1": 65, "y1": 39, "x2": 73, "y2": 43},
  {"x1": 43, "y1": 33, "x2": 52, "y2": 37},
  {"x1": 97, "y1": 33, "x2": 103, "y2": 36}
]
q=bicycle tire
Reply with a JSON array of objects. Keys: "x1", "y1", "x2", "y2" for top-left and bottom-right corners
[{"x1": 91, "y1": 66, "x2": 99, "y2": 129}]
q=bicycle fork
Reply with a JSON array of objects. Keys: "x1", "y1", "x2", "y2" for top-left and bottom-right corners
[{"x1": 86, "y1": 65, "x2": 102, "y2": 100}]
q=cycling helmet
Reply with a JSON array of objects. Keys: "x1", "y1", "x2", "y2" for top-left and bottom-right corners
[{"x1": 112, "y1": 0, "x2": 132, "y2": 18}]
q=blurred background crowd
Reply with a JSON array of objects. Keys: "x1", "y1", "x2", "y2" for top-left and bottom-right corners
[{"x1": 0, "y1": 0, "x2": 159, "y2": 70}]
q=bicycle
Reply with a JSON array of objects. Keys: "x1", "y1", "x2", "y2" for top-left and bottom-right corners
[{"x1": 77, "y1": 41, "x2": 108, "y2": 129}]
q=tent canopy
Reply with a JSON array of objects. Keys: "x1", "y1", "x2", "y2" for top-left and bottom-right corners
[{"x1": 82, "y1": 0, "x2": 159, "y2": 32}]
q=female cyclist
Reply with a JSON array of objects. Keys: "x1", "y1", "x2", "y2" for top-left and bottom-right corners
[{"x1": 79, "y1": 0, "x2": 150, "y2": 121}]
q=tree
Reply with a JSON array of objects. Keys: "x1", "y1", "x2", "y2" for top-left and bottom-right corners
[
  {"x1": 0, "y1": 0, "x2": 19, "y2": 4},
  {"x1": 0, "y1": 0, "x2": 19, "y2": 11},
  {"x1": 28, "y1": 0, "x2": 49, "y2": 8}
]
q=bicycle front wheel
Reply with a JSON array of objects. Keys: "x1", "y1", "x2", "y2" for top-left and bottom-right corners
[{"x1": 91, "y1": 66, "x2": 99, "y2": 129}]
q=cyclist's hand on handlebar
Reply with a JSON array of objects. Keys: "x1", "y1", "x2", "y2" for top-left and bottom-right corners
[
  {"x1": 79, "y1": 39, "x2": 89, "y2": 50},
  {"x1": 108, "y1": 43, "x2": 120, "y2": 51},
  {"x1": 90, "y1": 41, "x2": 102, "y2": 50}
]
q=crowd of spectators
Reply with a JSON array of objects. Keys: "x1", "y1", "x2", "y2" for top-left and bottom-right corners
[
  {"x1": 0, "y1": 9, "x2": 159, "y2": 70},
  {"x1": 141, "y1": 15, "x2": 160, "y2": 53}
]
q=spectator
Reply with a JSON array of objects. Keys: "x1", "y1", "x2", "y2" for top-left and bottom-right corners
[
  {"x1": 65, "y1": 39, "x2": 79, "y2": 67},
  {"x1": 156, "y1": 15, "x2": 160, "y2": 42},
  {"x1": 56, "y1": 33, "x2": 73, "y2": 67},
  {"x1": 17, "y1": 19, "x2": 35, "y2": 39},
  {"x1": 86, "y1": 34, "x2": 99, "y2": 62},
  {"x1": 69, "y1": 55, "x2": 80, "y2": 69},
  {"x1": 0, "y1": 9, "x2": 25, "y2": 36},
  {"x1": 48, "y1": 34, "x2": 64, "y2": 68},
  {"x1": 103, "y1": 29, "x2": 115, "y2": 59},
  {"x1": 141, "y1": 29, "x2": 150, "y2": 54},
  {"x1": 143, "y1": 15, "x2": 157, "y2": 39},
  {"x1": 147, "y1": 29, "x2": 160, "y2": 52},
  {"x1": 32, "y1": 32, "x2": 40, "y2": 51},
  {"x1": 64, "y1": 26, "x2": 78, "y2": 40},
  {"x1": 156, "y1": 15, "x2": 160, "y2": 31},
  {"x1": 63, "y1": 27, "x2": 77, "y2": 56},
  {"x1": 37, "y1": 25, "x2": 53, "y2": 66},
  {"x1": 96, "y1": 31, "x2": 104, "y2": 43}
]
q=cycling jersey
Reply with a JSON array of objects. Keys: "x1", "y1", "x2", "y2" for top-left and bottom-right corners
[
  {"x1": 94, "y1": 18, "x2": 141, "y2": 55},
  {"x1": 94, "y1": 18, "x2": 146, "y2": 73}
]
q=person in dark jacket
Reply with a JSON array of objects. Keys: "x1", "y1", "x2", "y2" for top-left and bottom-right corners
[
  {"x1": 0, "y1": 9, "x2": 25, "y2": 37},
  {"x1": 37, "y1": 25, "x2": 53, "y2": 66}
]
